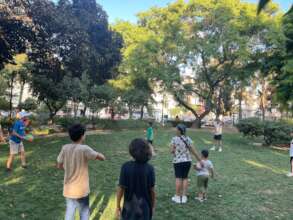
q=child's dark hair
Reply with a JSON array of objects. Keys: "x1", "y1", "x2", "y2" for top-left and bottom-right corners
[
  {"x1": 176, "y1": 124, "x2": 186, "y2": 135},
  {"x1": 148, "y1": 121, "x2": 153, "y2": 126},
  {"x1": 129, "y1": 138, "x2": 152, "y2": 163},
  {"x1": 201, "y1": 149, "x2": 209, "y2": 158},
  {"x1": 69, "y1": 124, "x2": 86, "y2": 142}
]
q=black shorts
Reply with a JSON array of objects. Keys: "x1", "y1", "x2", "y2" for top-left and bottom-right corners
[
  {"x1": 214, "y1": 135, "x2": 222, "y2": 140},
  {"x1": 174, "y1": 162, "x2": 191, "y2": 179},
  {"x1": 147, "y1": 140, "x2": 153, "y2": 145}
]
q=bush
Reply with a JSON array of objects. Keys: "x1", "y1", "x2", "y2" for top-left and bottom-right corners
[
  {"x1": 0, "y1": 117, "x2": 15, "y2": 131},
  {"x1": 236, "y1": 118, "x2": 293, "y2": 146},
  {"x1": 54, "y1": 117, "x2": 160, "y2": 131},
  {"x1": 263, "y1": 121, "x2": 293, "y2": 146},
  {"x1": 167, "y1": 120, "x2": 193, "y2": 128},
  {"x1": 236, "y1": 118, "x2": 263, "y2": 137}
]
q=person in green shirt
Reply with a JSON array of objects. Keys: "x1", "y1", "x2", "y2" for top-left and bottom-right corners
[{"x1": 146, "y1": 122, "x2": 156, "y2": 156}]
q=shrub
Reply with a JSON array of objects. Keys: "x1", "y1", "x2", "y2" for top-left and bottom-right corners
[
  {"x1": 263, "y1": 121, "x2": 293, "y2": 146},
  {"x1": 236, "y1": 118, "x2": 264, "y2": 137},
  {"x1": 236, "y1": 118, "x2": 293, "y2": 146},
  {"x1": 54, "y1": 117, "x2": 160, "y2": 131}
]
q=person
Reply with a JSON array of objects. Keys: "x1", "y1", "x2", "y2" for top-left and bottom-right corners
[
  {"x1": 6, "y1": 111, "x2": 31, "y2": 172},
  {"x1": 146, "y1": 122, "x2": 156, "y2": 156},
  {"x1": 211, "y1": 118, "x2": 224, "y2": 152},
  {"x1": 57, "y1": 124, "x2": 106, "y2": 220},
  {"x1": 287, "y1": 132, "x2": 293, "y2": 177},
  {"x1": 194, "y1": 149, "x2": 214, "y2": 202},
  {"x1": 116, "y1": 138, "x2": 156, "y2": 220},
  {"x1": 170, "y1": 124, "x2": 202, "y2": 204}
]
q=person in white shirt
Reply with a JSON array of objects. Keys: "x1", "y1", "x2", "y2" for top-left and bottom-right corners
[
  {"x1": 211, "y1": 118, "x2": 224, "y2": 152},
  {"x1": 287, "y1": 132, "x2": 293, "y2": 177}
]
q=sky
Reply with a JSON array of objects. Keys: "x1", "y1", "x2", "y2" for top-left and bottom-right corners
[{"x1": 97, "y1": 0, "x2": 292, "y2": 23}]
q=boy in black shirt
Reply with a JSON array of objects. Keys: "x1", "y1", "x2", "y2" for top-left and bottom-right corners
[{"x1": 116, "y1": 139, "x2": 156, "y2": 220}]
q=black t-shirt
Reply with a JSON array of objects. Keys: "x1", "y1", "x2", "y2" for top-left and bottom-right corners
[{"x1": 119, "y1": 161, "x2": 155, "y2": 220}]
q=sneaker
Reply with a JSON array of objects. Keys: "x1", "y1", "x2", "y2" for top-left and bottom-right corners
[
  {"x1": 287, "y1": 173, "x2": 293, "y2": 177},
  {"x1": 171, "y1": 195, "x2": 181, "y2": 204},
  {"x1": 210, "y1": 146, "x2": 216, "y2": 151},
  {"x1": 21, "y1": 165, "x2": 28, "y2": 169},
  {"x1": 6, "y1": 168, "x2": 12, "y2": 173},
  {"x1": 218, "y1": 148, "x2": 222, "y2": 152},
  {"x1": 181, "y1": 196, "x2": 188, "y2": 204},
  {"x1": 195, "y1": 197, "x2": 204, "y2": 202}
]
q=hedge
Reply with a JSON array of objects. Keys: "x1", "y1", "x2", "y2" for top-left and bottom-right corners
[
  {"x1": 236, "y1": 118, "x2": 293, "y2": 146},
  {"x1": 54, "y1": 117, "x2": 160, "y2": 131},
  {"x1": 167, "y1": 120, "x2": 194, "y2": 128}
]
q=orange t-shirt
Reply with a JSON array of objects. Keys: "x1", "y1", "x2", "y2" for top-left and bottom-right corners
[{"x1": 57, "y1": 144, "x2": 98, "y2": 199}]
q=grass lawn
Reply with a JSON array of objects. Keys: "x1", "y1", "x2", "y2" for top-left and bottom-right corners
[{"x1": 0, "y1": 128, "x2": 293, "y2": 220}]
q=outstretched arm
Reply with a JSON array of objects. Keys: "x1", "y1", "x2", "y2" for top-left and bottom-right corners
[
  {"x1": 189, "y1": 145, "x2": 201, "y2": 161},
  {"x1": 95, "y1": 152, "x2": 106, "y2": 161},
  {"x1": 150, "y1": 187, "x2": 156, "y2": 212}
]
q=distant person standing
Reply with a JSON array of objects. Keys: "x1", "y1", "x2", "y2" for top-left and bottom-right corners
[
  {"x1": 146, "y1": 122, "x2": 156, "y2": 156},
  {"x1": 211, "y1": 118, "x2": 223, "y2": 152}
]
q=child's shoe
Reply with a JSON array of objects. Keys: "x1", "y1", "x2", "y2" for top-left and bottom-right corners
[
  {"x1": 286, "y1": 172, "x2": 293, "y2": 177},
  {"x1": 218, "y1": 147, "x2": 223, "y2": 152},
  {"x1": 181, "y1": 195, "x2": 188, "y2": 204},
  {"x1": 171, "y1": 195, "x2": 181, "y2": 204},
  {"x1": 210, "y1": 146, "x2": 216, "y2": 151}
]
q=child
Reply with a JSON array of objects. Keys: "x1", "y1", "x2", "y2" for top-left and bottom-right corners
[
  {"x1": 57, "y1": 124, "x2": 105, "y2": 220},
  {"x1": 194, "y1": 149, "x2": 214, "y2": 202},
  {"x1": 146, "y1": 122, "x2": 156, "y2": 156},
  {"x1": 116, "y1": 139, "x2": 156, "y2": 220},
  {"x1": 211, "y1": 118, "x2": 223, "y2": 152},
  {"x1": 6, "y1": 111, "x2": 31, "y2": 172},
  {"x1": 287, "y1": 132, "x2": 293, "y2": 177}
]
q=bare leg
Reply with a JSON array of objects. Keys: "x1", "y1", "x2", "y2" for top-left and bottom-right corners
[
  {"x1": 6, "y1": 154, "x2": 14, "y2": 169},
  {"x1": 182, "y1": 179, "x2": 189, "y2": 196},
  {"x1": 175, "y1": 178, "x2": 183, "y2": 196},
  {"x1": 20, "y1": 151, "x2": 26, "y2": 166}
]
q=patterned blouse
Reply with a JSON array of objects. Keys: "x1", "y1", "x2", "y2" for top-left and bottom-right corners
[{"x1": 171, "y1": 136, "x2": 193, "y2": 164}]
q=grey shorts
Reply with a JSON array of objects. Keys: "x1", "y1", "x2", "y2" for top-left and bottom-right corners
[{"x1": 9, "y1": 140, "x2": 24, "y2": 155}]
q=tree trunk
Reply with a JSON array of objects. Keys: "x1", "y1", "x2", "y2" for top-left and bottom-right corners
[
  {"x1": 194, "y1": 118, "x2": 202, "y2": 129},
  {"x1": 128, "y1": 106, "x2": 133, "y2": 119},
  {"x1": 238, "y1": 88, "x2": 243, "y2": 121},
  {"x1": 18, "y1": 81, "x2": 25, "y2": 106},
  {"x1": 140, "y1": 105, "x2": 144, "y2": 120},
  {"x1": 82, "y1": 106, "x2": 87, "y2": 116},
  {"x1": 9, "y1": 77, "x2": 14, "y2": 119}
]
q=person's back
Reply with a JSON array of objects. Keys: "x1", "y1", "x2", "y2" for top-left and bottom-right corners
[
  {"x1": 57, "y1": 124, "x2": 105, "y2": 220},
  {"x1": 197, "y1": 159, "x2": 213, "y2": 177},
  {"x1": 60, "y1": 143, "x2": 99, "y2": 198},
  {"x1": 120, "y1": 161, "x2": 155, "y2": 220},
  {"x1": 117, "y1": 139, "x2": 156, "y2": 220}
]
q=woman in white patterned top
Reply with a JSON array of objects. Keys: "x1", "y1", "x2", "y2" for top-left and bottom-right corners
[{"x1": 170, "y1": 124, "x2": 202, "y2": 204}]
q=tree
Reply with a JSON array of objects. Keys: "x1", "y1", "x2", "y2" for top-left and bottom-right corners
[
  {"x1": 28, "y1": 0, "x2": 122, "y2": 119},
  {"x1": 133, "y1": 0, "x2": 282, "y2": 127},
  {"x1": 19, "y1": 98, "x2": 38, "y2": 111},
  {"x1": 0, "y1": 0, "x2": 33, "y2": 70},
  {"x1": 272, "y1": 7, "x2": 293, "y2": 114},
  {"x1": 112, "y1": 21, "x2": 155, "y2": 119}
]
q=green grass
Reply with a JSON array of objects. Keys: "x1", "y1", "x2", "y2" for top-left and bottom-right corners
[{"x1": 0, "y1": 128, "x2": 293, "y2": 220}]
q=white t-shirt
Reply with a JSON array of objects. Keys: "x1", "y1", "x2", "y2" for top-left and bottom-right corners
[
  {"x1": 171, "y1": 136, "x2": 193, "y2": 164},
  {"x1": 290, "y1": 139, "x2": 293, "y2": 157},
  {"x1": 197, "y1": 160, "x2": 213, "y2": 176},
  {"x1": 214, "y1": 122, "x2": 223, "y2": 135}
]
